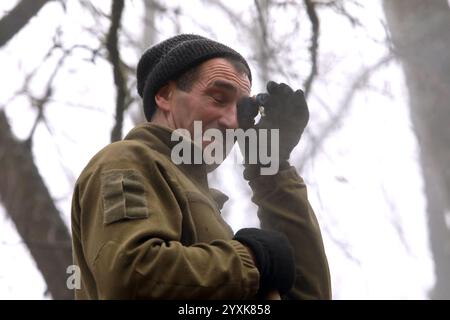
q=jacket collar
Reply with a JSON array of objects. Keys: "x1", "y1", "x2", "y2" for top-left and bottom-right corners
[{"x1": 124, "y1": 122, "x2": 209, "y2": 190}]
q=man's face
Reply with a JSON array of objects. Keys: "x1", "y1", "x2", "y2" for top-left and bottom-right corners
[{"x1": 164, "y1": 58, "x2": 251, "y2": 148}]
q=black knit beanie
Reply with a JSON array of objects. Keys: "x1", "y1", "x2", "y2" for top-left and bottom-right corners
[{"x1": 136, "y1": 34, "x2": 252, "y2": 121}]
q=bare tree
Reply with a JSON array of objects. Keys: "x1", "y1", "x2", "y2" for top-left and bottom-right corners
[
  {"x1": 2, "y1": 0, "x2": 438, "y2": 299},
  {"x1": 0, "y1": 0, "x2": 73, "y2": 299},
  {"x1": 383, "y1": 0, "x2": 450, "y2": 299}
]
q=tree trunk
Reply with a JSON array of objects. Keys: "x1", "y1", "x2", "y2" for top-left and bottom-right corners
[
  {"x1": 383, "y1": 0, "x2": 450, "y2": 299},
  {"x1": 129, "y1": 0, "x2": 158, "y2": 126},
  {"x1": 0, "y1": 111, "x2": 73, "y2": 299}
]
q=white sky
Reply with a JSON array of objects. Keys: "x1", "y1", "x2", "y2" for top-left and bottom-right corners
[{"x1": 0, "y1": 0, "x2": 436, "y2": 299}]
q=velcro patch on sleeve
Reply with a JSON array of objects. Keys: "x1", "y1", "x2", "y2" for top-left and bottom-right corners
[{"x1": 101, "y1": 169, "x2": 149, "y2": 225}]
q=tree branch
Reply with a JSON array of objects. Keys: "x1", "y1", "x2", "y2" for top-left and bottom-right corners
[
  {"x1": 300, "y1": 54, "x2": 393, "y2": 170},
  {"x1": 303, "y1": 0, "x2": 320, "y2": 97},
  {"x1": 0, "y1": 0, "x2": 53, "y2": 48},
  {"x1": 254, "y1": 0, "x2": 271, "y2": 82}
]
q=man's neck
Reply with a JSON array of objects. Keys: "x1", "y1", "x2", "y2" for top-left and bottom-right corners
[{"x1": 151, "y1": 110, "x2": 176, "y2": 130}]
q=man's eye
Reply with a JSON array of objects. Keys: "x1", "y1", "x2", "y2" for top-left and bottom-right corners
[{"x1": 212, "y1": 96, "x2": 226, "y2": 103}]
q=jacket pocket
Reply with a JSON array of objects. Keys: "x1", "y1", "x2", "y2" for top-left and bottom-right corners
[{"x1": 101, "y1": 169, "x2": 149, "y2": 225}]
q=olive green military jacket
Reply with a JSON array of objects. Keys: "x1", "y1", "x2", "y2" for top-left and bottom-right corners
[{"x1": 71, "y1": 123, "x2": 331, "y2": 299}]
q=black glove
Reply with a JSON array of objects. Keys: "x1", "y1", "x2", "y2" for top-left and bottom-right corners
[
  {"x1": 233, "y1": 228, "x2": 296, "y2": 296},
  {"x1": 237, "y1": 81, "x2": 309, "y2": 179}
]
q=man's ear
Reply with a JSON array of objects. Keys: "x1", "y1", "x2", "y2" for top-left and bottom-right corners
[{"x1": 155, "y1": 82, "x2": 175, "y2": 112}]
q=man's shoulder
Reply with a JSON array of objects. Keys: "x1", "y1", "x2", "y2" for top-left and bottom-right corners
[
  {"x1": 76, "y1": 139, "x2": 162, "y2": 183},
  {"x1": 94, "y1": 138, "x2": 155, "y2": 162},
  {"x1": 97, "y1": 139, "x2": 155, "y2": 160}
]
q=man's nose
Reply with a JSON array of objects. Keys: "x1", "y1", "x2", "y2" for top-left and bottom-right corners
[{"x1": 218, "y1": 104, "x2": 238, "y2": 129}]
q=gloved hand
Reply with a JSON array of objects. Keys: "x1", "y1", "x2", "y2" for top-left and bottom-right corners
[
  {"x1": 237, "y1": 81, "x2": 309, "y2": 179},
  {"x1": 233, "y1": 228, "x2": 296, "y2": 296}
]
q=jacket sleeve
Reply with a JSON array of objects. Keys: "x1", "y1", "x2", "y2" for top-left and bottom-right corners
[
  {"x1": 248, "y1": 166, "x2": 332, "y2": 299},
  {"x1": 75, "y1": 158, "x2": 259, "y2": 299}
]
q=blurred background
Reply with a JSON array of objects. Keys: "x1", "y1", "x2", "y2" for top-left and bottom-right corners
[{"x1": 0, "y1": 0, "x2": 449, "y2": 299}]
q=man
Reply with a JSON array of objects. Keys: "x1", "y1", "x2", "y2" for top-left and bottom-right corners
[{"x1": 71, "y1": 34, "x2": 331, "y2": 299}]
